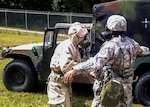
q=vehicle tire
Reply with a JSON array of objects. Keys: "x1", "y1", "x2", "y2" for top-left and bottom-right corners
[
  {"x1": 134, "y1": 71, "x2": 150, "y2": 106},
  {"x1": 2, "y1": 59, "x2": 38, "y2": 92}
]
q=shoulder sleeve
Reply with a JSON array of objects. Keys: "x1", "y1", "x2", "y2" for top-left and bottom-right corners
[
  {"x1": 132, "y1": 39, "x2": 150, "y2": 56},
  {"x1": 138, "y1": 46, "x2": 150, "y2": 56},
  {"x1": 73, "y1": 41, "x2": 115, "y2": 73}
]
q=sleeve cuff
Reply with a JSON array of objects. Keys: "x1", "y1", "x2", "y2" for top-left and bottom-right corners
[{"x1": 72, "y1": 66, "x2": 82, "y2": 75}]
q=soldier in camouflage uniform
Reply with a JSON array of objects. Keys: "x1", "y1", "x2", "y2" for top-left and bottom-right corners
[
  {"x1": 64, "y1": 15, "x2": 150, "y2": 107},
  {"x1": 47, "y1": 22, "x2": 88, "y2": 107}
]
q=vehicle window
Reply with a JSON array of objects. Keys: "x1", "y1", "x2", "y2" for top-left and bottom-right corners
[
  {"x1": 57, "y1": 29, "x2": 68, "y2": 42},
  {"x1": 44, "y1": 31, "x2": 54, "y2": 48}
]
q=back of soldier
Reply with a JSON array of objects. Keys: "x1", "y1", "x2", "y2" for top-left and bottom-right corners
[
  {"x1": 111, "y1": 36, "x2": 138, "y2": 78},
  {"x1": 99, "y1": 36, "x2": 138, "y2": 107}
]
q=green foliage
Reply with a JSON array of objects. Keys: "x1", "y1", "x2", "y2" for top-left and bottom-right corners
[{"x1": 0, "y1": 0, "x2": 115, "y2": 13}]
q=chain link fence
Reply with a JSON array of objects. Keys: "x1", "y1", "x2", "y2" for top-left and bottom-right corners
[{"x1": 0, "y1": 8, "x2": 92, "y2": 31}]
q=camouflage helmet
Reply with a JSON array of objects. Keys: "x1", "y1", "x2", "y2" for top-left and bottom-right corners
[
  {"x1": 106, "y1": 15, "x2": 127, "y2": 31},
  {"x1": 68, "y1": 22, "x2": 88, "y2": 38}
]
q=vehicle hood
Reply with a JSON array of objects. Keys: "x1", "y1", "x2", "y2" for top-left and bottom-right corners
[
  {"x1": 1, "y1": 42, "x2": 44, "y2": 59},
  {"x1": 12, "y1": 42, "x2": 43, "y2": 50}
]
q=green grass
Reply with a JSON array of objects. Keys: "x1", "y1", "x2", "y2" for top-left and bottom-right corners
[
  {"x1": 0, "y1": 30, "x2": 144, "y2": 107},
  {"x1": 0, "y1": 30, "x2": 43, "y2": 47}
]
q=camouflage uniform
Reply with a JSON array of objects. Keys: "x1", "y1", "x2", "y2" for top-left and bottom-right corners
[
  {"x1": 74, "y1": 35, "x2": 150, "y2": 107},
  {"x1": 47, "y1": 22, "x2": 88, "y2": 107},
  {"x1": 91, "y1": 66, "x2": 113, "y2": 107},
  {"x1": 71, "y1": 15, "x2": 150, "y2": 107}
]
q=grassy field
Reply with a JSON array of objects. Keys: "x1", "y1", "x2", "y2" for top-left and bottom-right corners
[{"x1": 0, "y1": 30, "x2": 144, "y2": 107}]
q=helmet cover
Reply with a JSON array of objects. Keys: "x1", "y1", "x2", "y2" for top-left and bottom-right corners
[{"x1": 106, "y1": 15, "x2": 127, "y2": 31}]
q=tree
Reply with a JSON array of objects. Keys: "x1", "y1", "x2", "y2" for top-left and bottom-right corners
[
  {"x1": 51, "y1": 0, "x2": 115, "y2": 13},
  {"x1": 0, "y1": 0, "x2": 115, "y2": 13}
]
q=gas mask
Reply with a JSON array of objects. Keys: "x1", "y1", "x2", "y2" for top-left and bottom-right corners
[
  {"x1": 79, "y1": 36, "x2": 91, "y2": 49},
  {"x1": 68, "y1": 22, "x2": 91, "y2": 49},
  {"x1": 100, "y1": 28, "x2": 125, "y2": 41},
  {"x1": 100, "y1": 31, "x2": 112, "y2": 41},
  {"x1": 78, "y1": 35, "x2": 91, "y2": 61}
]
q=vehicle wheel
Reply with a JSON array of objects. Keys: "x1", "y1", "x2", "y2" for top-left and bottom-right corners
[
  {"x1": 2, "y1": 59, "x2": 38, "y2": 92},
  {"x1": 134, "y1": 71, "x2": 150, "y2": 106}
]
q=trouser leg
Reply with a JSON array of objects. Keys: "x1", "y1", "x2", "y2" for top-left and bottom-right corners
[
  {"x1": 112, "y1": 70, "x2": 134, "y2": 107},
  {"x1": 117, "y1": 81, "x2": 133, "y2": 107},
  {"x1": 91, "y1": 79, "x2": 102, "y2": 107}
]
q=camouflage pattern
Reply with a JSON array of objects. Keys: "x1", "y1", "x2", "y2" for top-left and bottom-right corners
[
  {"x1": 92, "y1": 76, "x2": 133, "y2": 107},
  {"x1": 100, "y1": 79, "x2": 123, "y2": 107},
  {"x1": 47, "y1": 71, "x2": 72, "y2": 107},
  {"x1": 73, "y1": 16, "x2": 150, "y2": 106},
  {"x1": 2, "y1": 43, "x2": 43, "y2": 67},
  {"x1": 106, "y1": 15, "x2": 127, "y2": 31},
  {"x1": 91, "y1": 66, "x2": 113, "y2": 107},
  {"x1": 47, "y1": 22, "x2": 89, "y2": 106},
  {"x1": 0, "y1": 22, "x2": 93, "y2": 93},
  {"x1": 73, "y1": 36, "x2": 150, "y2": 74},
  {"x1": 91, "y1": 1, "x2": 150, "y2": 106},
  {"x1": 93, "y1": 0, "x2": 150, "y2": 48},
  {"x1": 47, "y1": 38, "x2": 81, "y2": 107},
  {"x1": 1, "y1": 0, "x2": 150, "y2": 105}
]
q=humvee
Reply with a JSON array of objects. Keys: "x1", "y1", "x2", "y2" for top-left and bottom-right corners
[
  {"x1": 1, "y1": 0, "x2": 150, "y2": 106},
  {"x1": 0, "y1": 23, "x2": 95, "y2": 91}
]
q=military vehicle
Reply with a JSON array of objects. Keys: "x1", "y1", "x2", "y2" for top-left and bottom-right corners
[
  {"x1": 0, "y1": 23, "x2": 94, "y2": 92},
  {"x1": 1, "y1": 0, "x2": 150, "y2": 106}
]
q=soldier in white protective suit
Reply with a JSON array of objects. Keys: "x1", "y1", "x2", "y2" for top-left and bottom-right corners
[
  {"x1": 47, "y1": 22, "x2": 88, "y2": 107},
  {"x1": 64, "y1": 15, "x2": 150, "y2": 107}
]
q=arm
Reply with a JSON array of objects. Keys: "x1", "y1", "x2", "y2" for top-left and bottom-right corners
[
  {"x1": 59, "y1": 53, "x2": 78, "y2": 74},
  {"x1": 64, "y1": 43, "x2": 115, "y2": 83},
  {"x1": 139, "y1": 46, "x2": 150, "y2": 56},
  {"x1": 59, "y1": 43, "x2": 81, "y2": 74},
  {"x1": 133, "y1": 39, "x2": 150, "y2": 57},
  {"x1": 73, "y1": 45, "x2": 114, "y2": 72},
  {"x1": 50, "y1": 40, "x2": 81, "y2": 74}
]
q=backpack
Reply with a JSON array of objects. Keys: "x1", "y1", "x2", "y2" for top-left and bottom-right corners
[{"x1": 100, "y1": 79, "x2": 123, "y2": 107}]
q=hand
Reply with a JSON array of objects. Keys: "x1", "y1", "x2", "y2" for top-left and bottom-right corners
[
  {"x1": 63, "y1": 69, "x2": 77, "y2": 83},
  {"x1": 89, "y1": 71, "x2": 97, "y2": 78}
]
